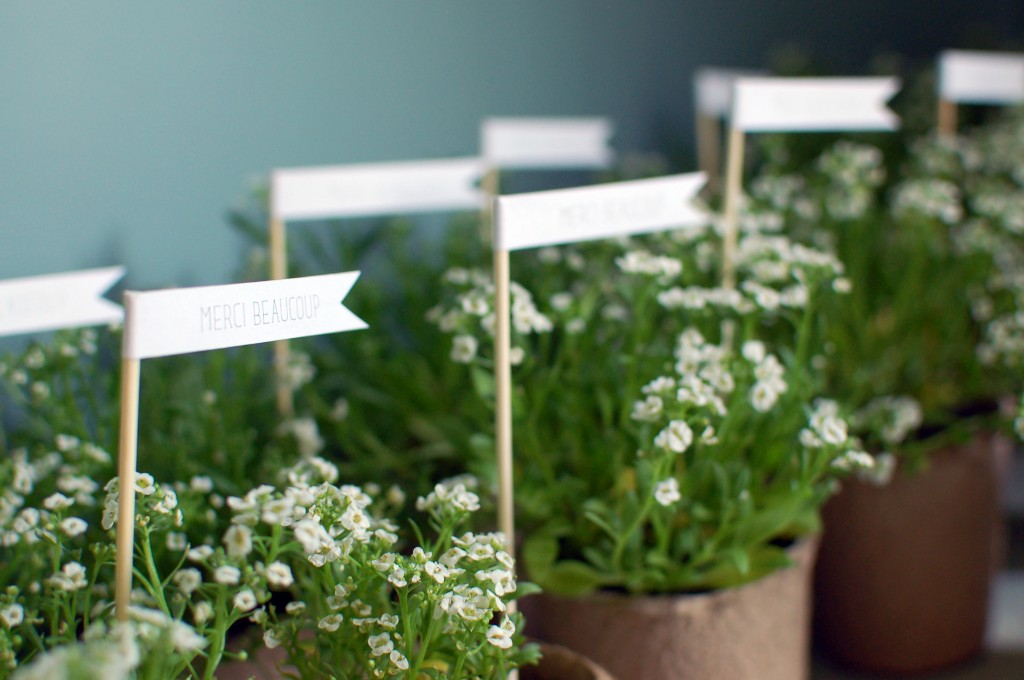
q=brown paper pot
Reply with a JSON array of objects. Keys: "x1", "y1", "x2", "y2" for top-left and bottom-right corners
[
  {"x1": 814, "y1": 431, "x2": 1008, "y2": 675},
  {"x1": 522, "y1": 642, "x2": 618, "y2": 680},
  {"x1": 216, "y1": 637, "x2": 616, "y2": 680},
  {"x1": 526, "y1": 537, "x2": 819, "y2": 680}
]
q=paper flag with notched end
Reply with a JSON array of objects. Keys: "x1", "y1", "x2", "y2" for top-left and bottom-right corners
[
  {"x1": 0, "y1": 266, "x2": 125, "y2": 337},
  {"x1": 123, "y1": 271, "x2": 367, "y2": 360},
  {"x1": 481, "y1": 117, "x2": 614, "y2": 170},
  {"x1": 939, "y1": 50, "x2": 1024, "y2": 104},
  {"x1": 271, "y1": 158, "x2": 485, "y2": 222},
  {"x1": 494, "y1": 172, "x2": 707, "y2": 252},
  {"x1": 731, "y1": 77, "x2": 900, "y2": 132}
]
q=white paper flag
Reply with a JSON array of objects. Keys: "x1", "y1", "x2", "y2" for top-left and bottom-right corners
[
  {"x1": 0, "y1": 267, "x2": 124, "y2": 337},
  {"x1": 123, "y1": 272, "x2": 366, "y2": 359},
  {"x1": 731, "y1": 77, "x2": 900, "y2": 132},
  {"x1": 939, "y1": 50, "x2": 1024, "y2": 104},
  {"x1": 482, "y1": 117, "x2": 614, "y2": 169},
  {"x1": 272, "y1": 158, "x2": 484, "y2": 222},
  {"x1": 494, "y1": 172, "x2": 707, "y2": 252},
  {"x1": 694, "y1": 67, "x2": 764, "y2": 117}
]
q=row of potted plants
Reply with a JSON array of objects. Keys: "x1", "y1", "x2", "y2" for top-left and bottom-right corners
[{"x1": 2, "y1": 86, "x2": 1023, "y2": 678}]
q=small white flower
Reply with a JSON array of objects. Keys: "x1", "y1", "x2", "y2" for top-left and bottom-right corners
[
  {"x1": 654, "y1": 478, "x2": 681, "y2": 507},
  {"x1": 390, "y1": 649, "x2": 410, "y2": 671},
  {"x1": 187, "y1": 545, "x2": 214, "y2": 562},
  {"x1": 631, "y1": 395, "x2": 664, "y2": 422},
  {"x1": 214, "y1": 565, "x2": 241, "y2": 585},
  {"x1": 264, "y1": 628, "x2": 281, "y2": 649},
  {"x1": 654, "y1": 420, "x2": 694, "y2": 454},
  {"x1": 486, "y1": 616, "x2": 516, "y2": 649},
  {"x1": 43, "y1": 492, "x2": 73, "y2": 511},
  {"x1": 450, "y1": 335, "x2": 478, "y2": 364},
  {"x1": 190, "y1": 476, "x2": 214, "y2": 493},
  {"x1": 741, "y1": 340, "x2": 766, "y2": 363},
  {"x1": 749, "y1": 381, "x2": 780, "y2": 412},
  {"x1": 318, "y1": 613, "x2": 344, "y2": 631},
  {"x1": 388, "y1": 567, "x2": 408, "y2": 588},
  {"x1": 264, "y1": 561, "x2": 294, "y2": 589},
  {"x1": 368, "y1": 632, "x2": 394, "y2": 657},
  {"x1": 173, "y1": 568, "x2": 202, "y2": 595},
  {"x1": 222, "y1": 524, "x2": 253, "y2": 558},
  {"x1": 0, "y1": 603, "x2": 24, "y2": 628},
  {"x1": 818, "y1": 415, "x2": 848, "y2": 446},
  {"x1": 233, "y1": 589, "x2": 257, "y2": 612},
  {"x1": 59, "y1": 517, "x2": 88, "y2": 537},
  {"x1": 170, "y1": 620, "x2": 207, "y2": 652},
  {"x1": 193, "y1": 601, "x2": 213, "y2": 625},
  {"x1": 166, "y1": 532, "x2": 187, "y2": 551},
  {"x1": 134, "y1": 473, "x2": 157, "y2": 496}
]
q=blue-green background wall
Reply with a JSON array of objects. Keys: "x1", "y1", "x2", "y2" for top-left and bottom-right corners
[{"x1": 1, "y1": 1, "x2": 1021, "y2": 288}]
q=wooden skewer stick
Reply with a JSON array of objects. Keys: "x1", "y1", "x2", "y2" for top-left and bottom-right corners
[{"x1": 114, "y1": 354, "x2": 141, "y2": 622}]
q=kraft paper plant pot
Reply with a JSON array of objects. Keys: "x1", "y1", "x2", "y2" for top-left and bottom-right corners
[
  {"x1": 521, "y1": 642, "x2": 619, "y2": 680},
  {"x1": 216, "y1": 639, "x2": 613, "y2": 680},
  {"x1": 525, "y1": 537, "x2": 819, "y2": 680},
  {"x1": 814, "y1": 431, "x2": 1009, "y2": 676}
]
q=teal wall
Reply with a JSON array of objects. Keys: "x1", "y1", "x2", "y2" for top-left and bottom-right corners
[{"x1": 1, "y1": 1, "x2": 1021, "y2": 288}]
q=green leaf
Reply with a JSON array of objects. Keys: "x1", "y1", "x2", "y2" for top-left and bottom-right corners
[
  {"x1": 521, "y1": 532, "x2": 558, "y2": 582},
  {"x1": 540, "y1": 560, "x2": 606, "y2": 597},
  {"x1": 470, "y1": 365, "x2": 495, "y2": 401}
]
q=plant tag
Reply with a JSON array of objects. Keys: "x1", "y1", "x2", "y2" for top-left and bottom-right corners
[
  {"x1": 939, "y1": 50, "x2": 1024, "y2": 103},
  {"x1": 0, "y1": 266, "x2": 124, "y2": 337},
  {"x1": 123, "y1": 271, "x2": 366, "y2": 359},
  {"x1": 494, "y1": 172, "x2": 706, "y2": 251},
  {"x1": 481, "y1": 117, "x2": 613, "y2": 169},
  {"x1": 731, "y1": 77, "x2": 900, "y2": 131},
  {"x1": 271, "y1": 158, "x2": 485, "y2": 221},
  {"x1": 694, "y1": 67, "x2": 764, "y2": 117}
]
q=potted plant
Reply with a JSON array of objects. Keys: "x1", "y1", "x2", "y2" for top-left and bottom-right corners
[
  {"x1": 427, "y1": 210, "x2": 874, "y2": 678},
  {"x1": 745, "y1": 115, "x2": 1022, "y2": 673}
]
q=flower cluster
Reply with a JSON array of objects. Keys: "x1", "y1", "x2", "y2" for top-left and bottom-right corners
[{"x1": 250, "y1": 470, "x2": 538, "y2": 679}]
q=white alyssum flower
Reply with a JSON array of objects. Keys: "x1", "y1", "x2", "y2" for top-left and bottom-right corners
[
  {"x1": 368, "y1": 632, "x2": 395, "y2": 657},
  {"x1": 654, "y1": 420, "x2": 694, "y2": 454},
  {"x1": 654, "y1": 478, "x2": 682, "y2": 507},
  {"x1": 187, "y1": 545, "x2": 214, "y2": 562},
  {"x1": 42, "y1": 492, "x2": 73, "y2": 511},
  {"x1": 233, "y1": 589, "x2": 257, "y2": 612},
  {"x1": 486, "y1": 617, "x2": 516, "y2": 649},
  {"x1": 631, "y1": 395, "x2": 664, "y2": 422},
  {"x1": 47, "y1": 561, "x2": 88, "y2": 591},
  {"x1": 264, "y1": 561, "x2": 294, "y2": 588},
  {"x1": 222, "y1": 524, "x2": 253, "y2": 558},
  {"x1": 0, "y1": 603, "x2": 24, "y2": 628},
  {"x1": 450, "y1": 334, "x2": 478, "y2": 364},
  {"x1": 173, "y1": 568, "x2": 202, "y2": 596},
  {"x1": 214, "y1": 565, "x2": 241, "y2": 586},
  {"x1": 318, "y1": 613, "x2": 344, "y2": 631},
  {"x1": 59, "y1": 517, "x2": 88, "y2": 537}
]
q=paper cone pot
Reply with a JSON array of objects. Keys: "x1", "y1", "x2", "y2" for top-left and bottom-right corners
[
  {"x1": 814, "y1": 430, "x2": 1009, "y2": 675},
  {"x1": 525, "y1": 537, "x2": 819, "y2": 680}
]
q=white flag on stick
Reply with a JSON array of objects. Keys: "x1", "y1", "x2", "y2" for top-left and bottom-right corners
[
  {"x1": 494, "y1": 172, "x2": 707, "y2": 252},
  {"x1": 939, "y1": 50, "x2": 1024, "y2": 104},
  {"x1": 482, "y1": 117, "x2": 614, "y2": 169},
  {"x1": 731, "y1": 77, "x2": 900, "y2": 132},
  {"x1": 123, "y1": 272, "x2": 366, "y2": 359},
  {"x1": 0, "y1": 266, "x2": 124, "y2": 337},
  {"x1": 271, "y1": 158, "x2": 485, "y2": 222}
]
